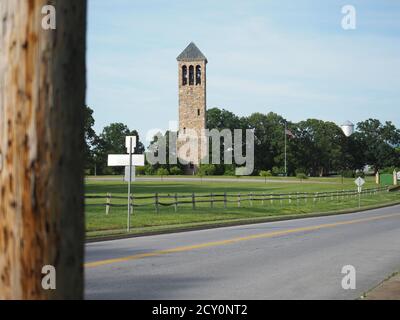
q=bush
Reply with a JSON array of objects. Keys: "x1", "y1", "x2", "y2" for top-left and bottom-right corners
[
  {"x1": 295, "y1": 168, "x2": 309, "y2": 176},
  {"x1": 272, "y1": 166, "x2": 284, "y2": 176},
  {"x1": 198, "y1": 164, "x2": 216, "y2": 176},
  {"x1": 355, "y1": 171, "x2": 365, "y2": 178},
  {"x1": 144, "y1": 164, "x2": 156, "y2": 175},
  {"x1": 169, "y1": 166, "x2": 182, "y2": 175},
  {"x1": 223, "y1": 165, "x2": 236, "y2": 176},
  {"x1": 156, "y1": 168, "x2": 169, "y2": 177},
  {"x1": 259, "y1": 170, "x2": 272, "y2": 177},
  {"x1": 259, "y1": 170, "x2": 272, "y2": 183},
  {"x1": 380, "y1": 167, "x2": 397, "y2": 174},
  {"x1": 136, "y1": 166, "x2": 145, "y2": 176},
  {"x1": 341, "y1": 170, "x2": 355, "y2": 178},
  {"x1": 296, "y1": 173, "x2": 308, "y2": 181}
]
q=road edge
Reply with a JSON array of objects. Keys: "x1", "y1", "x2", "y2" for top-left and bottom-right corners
[
  {"x1": 86, "y1": 199, "x2": 400, "y2": 243},
  {"x1": 360, "y1": 271, "x2": 400, "y2": 300}
]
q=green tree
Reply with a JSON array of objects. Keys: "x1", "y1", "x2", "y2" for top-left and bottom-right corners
[
  {"x1": 259, "y1": 170, "x2": 272, "y2": 183},
  {"x1": 206, "y1": 108, "x2": 247, "y2": 174},
  {"x1": 246, "y1": 112, "x2": 288, "y2": 174},
  {"x1": 291, "y1": 119, "x2": 344, "y2": 176},
  {"x1": 83, "y1": 106, "x2": 98, "y2": 174},
  {"x1": 156, "y1": 167, "x2": 169, "y2": 180},
  {"x1": 355, "y1": 119, "x2": 400, "y2": 173},
  {"x1": 94, "y1": 123, "x2": 145, "y2": 175}
]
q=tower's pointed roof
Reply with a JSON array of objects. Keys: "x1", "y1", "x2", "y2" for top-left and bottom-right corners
[{"x1": 177, "y1": 42, "x2": 208, "y2": 63}]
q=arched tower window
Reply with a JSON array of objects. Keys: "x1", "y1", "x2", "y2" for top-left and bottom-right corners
[
  {"x1": 196, "y1": 65, "x2": 201, "y2": 85},
  {"x1": 182, "y1": 65, "x2": 188, "y2": 86},
  {"x1": 189, "y1": 65, "x2": 194, "y2": 85}
]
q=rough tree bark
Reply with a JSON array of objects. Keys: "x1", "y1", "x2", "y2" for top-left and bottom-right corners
[{"x1": 0, "y1": 1, "x2": 87, "y2": 299}]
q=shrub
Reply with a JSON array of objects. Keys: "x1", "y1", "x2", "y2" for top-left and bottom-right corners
[
  {"x1": 136, "y1": 166, "x2": 145, "y2": 176},
  {"x1": 272, "y1": 166, "x2": 284, "y2": 176},
  {"x1": 197, "y1": 164, "x2": 216, "y2": 176},
  {"x1": 259, "y1": 170, "x2": 272, "y2": 177},
  {"x1": 341, "y1": 170, "x2": 355, "y2": 178},
  {"x1": 169, "y1": 166, "x2": 182, "y2": 175},
  {"x1": 259, "y1": 170, "x2": 272, "y2": 183},
  {"x1": 296, "y1": 173, "x2": 308, "y2": 181},
  {"x1": 223, "y1": 165, "x2": 236, "y2": 176},
  {"x1": 144, "y1": 164, "x2": 156, "y2": 175},
  {"x1": 156, "y1": 168, "x2": 169, "y2": 177},
  {"x1": 295, "y1": 168, "x2": 309, "y2": 176},
  {"x1": 355, "y1": 171, "x2": 365, "y2": 178},
  {"x1": 380, "y1": 167, "x2": 397, "y2": 174}
]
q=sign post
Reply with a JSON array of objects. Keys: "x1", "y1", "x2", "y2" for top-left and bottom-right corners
[
  {"x1": 108, "y1": 136, "x2": 145, "y2": 232},
  {"x1": 354, "y1": 177, "x2": 365, "y2": 208},
  {"x1": 127, "y1": 137, "x2": 133, "y2": 232}
]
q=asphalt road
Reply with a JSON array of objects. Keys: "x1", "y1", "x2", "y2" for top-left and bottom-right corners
[{"x1": 85, "y1": 205, "x2": 400, "y2": 300}]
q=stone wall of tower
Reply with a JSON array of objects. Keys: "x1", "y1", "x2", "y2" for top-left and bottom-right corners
[
  {"x1": 178, "y1": 60, "x2": 207, "y2": 168},
  {"x1": 178, "y1": 60, "x2": 207, "y2": 135}
]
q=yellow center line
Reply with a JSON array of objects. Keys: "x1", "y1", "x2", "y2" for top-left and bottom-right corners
[{"x1": 85, "y1": 212, "x2": 400, "y2": 268}]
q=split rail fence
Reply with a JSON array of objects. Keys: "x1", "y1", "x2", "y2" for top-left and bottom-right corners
[{"x1": 85, "y1": 187, "x2": 389, "y2": 215}]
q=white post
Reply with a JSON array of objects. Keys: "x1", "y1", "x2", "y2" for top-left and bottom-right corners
[
  {"x1": 394, "y1": 170, "x2": 398, "y2": 186},
  {"x1": 284, "y1": 122, "x2": 287, "y2": 177},
  {"x1": 127, "y1": 137, "x2": 133, "y2": 232}
]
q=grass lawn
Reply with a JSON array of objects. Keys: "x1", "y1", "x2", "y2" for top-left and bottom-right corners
[{"x1": 85, "y1": 176, "x2": 400, "y2": 237}]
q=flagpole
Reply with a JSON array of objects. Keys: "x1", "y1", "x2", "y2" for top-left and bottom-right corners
[{"x1": 284, "y1": 121, "x2": 287, "y2": 177}]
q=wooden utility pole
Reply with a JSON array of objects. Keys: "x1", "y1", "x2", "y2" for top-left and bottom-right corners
[{"x1": 0, "y1": 1, "x2": 87, "y2": 299}]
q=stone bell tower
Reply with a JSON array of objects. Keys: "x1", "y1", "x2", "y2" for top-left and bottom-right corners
[{"x1": 177, "y1": 42, "x2": 208, "y2": 174}]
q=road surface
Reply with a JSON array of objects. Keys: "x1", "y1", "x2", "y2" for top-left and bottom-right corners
[{"x1": 85, "y1": 205, "x2": 400, "y2": 300}]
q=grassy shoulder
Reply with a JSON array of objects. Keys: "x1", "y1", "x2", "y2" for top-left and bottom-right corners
[{"x1": 85, "y1": 177, "x2": 399, "y2": 238}]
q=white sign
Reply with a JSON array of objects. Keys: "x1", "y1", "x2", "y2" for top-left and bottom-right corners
[
  {"x1": 354, "y1": 177, "x2": 365, "y2": 193},
  {"x1": 124, "y1": 166, "x2": 136, "y2": 182},
  {"x1": 108, "y1": 154, "x2": 145, "y2": 167},
  {"x1": 397, "y1": 172, "x2": 400, "y2": 181},
  {"x1": 125, "y1": 136, "x2": 137, "y2": 153},
  {"x1": 354, "y1": 177, "x2": 365, "y2": 187},
  {"x1": 107, "y1": 136, "x2": 145, "y2": 233}
]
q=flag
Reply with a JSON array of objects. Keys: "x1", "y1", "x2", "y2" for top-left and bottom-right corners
[{"x1": 285, "y1": 128, "x2": 295, "y2": 139}]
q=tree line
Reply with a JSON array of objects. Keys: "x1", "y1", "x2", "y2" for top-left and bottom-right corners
[{"x1": 85, "y1": 106, "x2": 400, "y2": 177}]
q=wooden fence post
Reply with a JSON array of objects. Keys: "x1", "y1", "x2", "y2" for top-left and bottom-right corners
[
  {"x1": 106, "y1": 193, "x2": 111, "y2": 215},
  {"x1": 211, "y1": 193, "x2": 214, "y2": 209},
  {"x1": 155, "y1": 193, "x2": 159, "y2": 213},
  {"x1": 224, "y1": 192, "x2": 227, "y2": 209},
  {"x1": 192, "y1": 193, "x2": 196, "y2": 210},
  {"x1": 130, "y1": 194, "x2": 134, "y2": 215},
  {"x1": 238, "y1": 193, "x2": 241, "y2": 208}
]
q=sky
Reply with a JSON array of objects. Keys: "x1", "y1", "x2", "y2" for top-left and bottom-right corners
[{"x1": 87, "y1": 0, "x2": 400, "y2": 144}]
